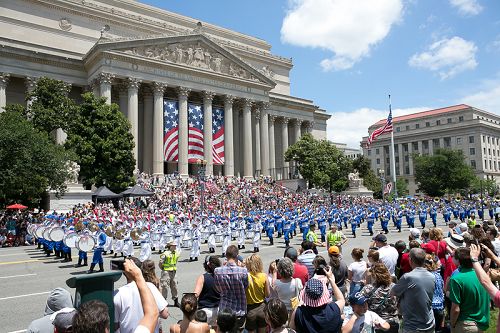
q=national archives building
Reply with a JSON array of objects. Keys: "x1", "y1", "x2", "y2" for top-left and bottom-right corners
[{"x1": 0, "y1": 0, "x2": 330, "y2": 179}]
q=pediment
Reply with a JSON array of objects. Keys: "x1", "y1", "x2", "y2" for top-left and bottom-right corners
[{"x1": 86, "y1": 34, "x2": 276, "y2": 87}]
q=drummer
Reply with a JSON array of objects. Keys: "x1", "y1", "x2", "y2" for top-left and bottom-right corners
[{"x1": 87, "y1": 223, "x2": 106, "y2": 274}]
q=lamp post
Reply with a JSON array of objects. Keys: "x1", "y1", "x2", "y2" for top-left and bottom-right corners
[
  {"x1": 197, "y1": 159, "x2": 207, "y2": 211},
  {"x1": 378, "y1": 169, "x2": 386, "y2": 203}
]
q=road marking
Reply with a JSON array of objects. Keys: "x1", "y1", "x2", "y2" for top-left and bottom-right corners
[
  {"x1": 0, "y1": 273, "x2": 37, "y2": 279},
  {"x1": 0, "y1": 259, "x2": 43, "y2": 265},
  {"x1": 0, "y1": 252, "x2": 27, "y2": 257},
  {"x1": 0, "y1": 291, "x2": 50, "y2": 301},
  {"x1": 8, "y1": 330, "x2": 26, "y2": 333}
]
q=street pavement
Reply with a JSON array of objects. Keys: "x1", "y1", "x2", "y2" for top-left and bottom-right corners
[{"x1": 0, "y1": 220, "x2": 448, "y2": 333}]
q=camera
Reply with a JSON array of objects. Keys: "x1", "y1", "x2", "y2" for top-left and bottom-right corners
[
  {"x1": 315, "y1": 264, "x2": 326, "y2": 276},
  {"x1": 110, "y1": 259, "x2": 125, "y2": 271}
]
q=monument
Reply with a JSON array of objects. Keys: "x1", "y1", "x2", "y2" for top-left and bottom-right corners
[
  {"x1": 49, "y1": 161, "x2": 92, "y2": 212},
  {"x1": 342, "y1": 170, "x2": 373, "y2": 197}
]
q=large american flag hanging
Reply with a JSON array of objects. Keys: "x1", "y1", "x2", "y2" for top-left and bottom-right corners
[
  {"x1": 188, "y1": 102, "x2": 204, "y2": 163},
  {"x1": 367, "y1": 108, "x2": 393, "y2": 146},
  {"x1": 212, "y1": 106, "x2": 225, "y2": 165},
  {"x1": 163, "y1": 100, "x2": 179, "y2": 161}
]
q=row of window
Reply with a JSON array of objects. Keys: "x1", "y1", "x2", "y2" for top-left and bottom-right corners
[
  {"x1": 395, "y1": 116, "x2": 464, "y2": 132},
  {"x1": 367, "y1": 135, "x2": 475, "y2": 156},
  {"x1": 482, "y1": 135, "x2": 500, "y2": 146}
]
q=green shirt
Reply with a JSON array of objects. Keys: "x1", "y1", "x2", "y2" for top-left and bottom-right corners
[
  {"x1": 306, "y1": 230, "x2": 318, "y2": 243},
  {"x1": 449, "y1": 267, "x2": 490, "y2": 330}
]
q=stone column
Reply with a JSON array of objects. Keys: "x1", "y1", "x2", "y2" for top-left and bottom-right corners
[
  {"x1": 153, "y1": 82, "x2": 167, "y2": 176},
  {"x1": 254, "y1": 109, "x2": 261, "y2": 174},
  {"x1": 178, "y1": 87, "x2": 191, "y2": 178},
  {"x1": 428, "y1": 139, "x2": 433, "y2": 155},
  {"x1": 417, "y1": 141, "x2": 423, "y2": 155},
  {"x1": 243, "y1": 99, "x2": 253, "y2": 178},
  {"x1": 282, "y1": 117, "x2": 290, "y2": 177},
  {"x1": 0, "y1": 73, "x2": 10, "y2": 111},
  {"x1": 233, "y1": 106, "x2": 240, "y2": 177},
  {"x1": 224, "y1": 95, "x2": 235, "y2": 178},
  {"x1": 294, "y1": 119, "x2": 302, "y2": 143},
  {"x1": 98, "y1": 73, "x2": 114, "y2": 105},
  {"x1": 260, "y1": 104, "x2": 270, "y2": 176},
  {"x1": 269, "y1": 115, "x2": 276, "y2": 177},
  {"x1": 203, "y1": 91, "x2": 215, "y2": 175},
  {"x1": 408, "y1": 142, "x2": 414, "y2": 175},
  {"x1": 118, "y1": 84, "x2": 128, "y2": 118},
  {"x1": 127, "y1": 78, "x2": 141, "y2": 169},
  {"x1": 25, "y1": 76, "x2": 38, "y2": 109},
  {"x1": 142, "y1": 86, "x2": 154, "y2": 173}
]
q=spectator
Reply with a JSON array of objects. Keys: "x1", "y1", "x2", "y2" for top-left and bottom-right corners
[
  {"x1": 194, "y1": 310, "x2": 208, "y2": 324},
  {"x1": 360, "y1": 263, "x2": 399, "y2": 333},
  {"x1": 427, "y1": 228, "x2": 449, "y2": 268},
  {"x1": 391, "y1": 248, "x2": 435, "y2": 333},
  {"x1": 327, "y1": 246, "x2": 349, "y2": 295},
  {"x1": 421, "y1": 228, "x2": 430, "y2": 243},
  {"x1": 27, "y1": 287, "x2": 73, "y2": 333},
  {"x1": 399, "y1": 240, "x2": 420, "y2": 276},
  {"x1": 263, "y1": 298, "x2": 291, "y2": 333},
  {"x1": 194, "y1": 255, "x2": 221, "y2": 327},
  {"x1": 298, "y1": 241, "x2": 316, "y2": 278},
  {"x1": 267, "y1": 260, "x2": 278, "y2": 299},
  {"x1": 342, "y1": 293, "x2": 390, "y2": 333},
  {"x1": 283, "y1": 246, "x2": 309, "y2": 285},
  {"x1": 216, "y1": 308, "x2": 237, "y2": 333},
  {"x1": 424, "y1": 253, "x2": 444, "y2": 333},
  {"x1": 394, "y1": 240, "x2": 406, "y2": 278},
  {"x1": 372, "y1": 234, "x2": 398, "y2": 276},
  {"x1": 214, "y1": 245, "x2": 248, "y2": 333},
  {"x1": 290, "y1": 266, "x2": 345, "y2": 333},
  {"x1": 169, "y1": 293, "x2": 210, "y2": 333},
  {"x1": 449, "y1": 247, "x2": 490, "y2": 332},
  {"x1": 243, "y1": 254, "x2": 270, "y2": 333},
  {"x1": 408, "y1": 228, "x2": 421, "y2": 244},
  {"x1": 50, "y1": 308, "x2": 76, "y2": 333},
  {"x1": 366, "y1": 249, "x2": 380, "y2": 267},
  {"x1": 114, "y1": 257, "x2": 169, "y2": 333},
  {"x1": 486, "y1": 227, "x2": 500, "y2": 256},
  {"x1": 72, "y1": 300, "x2": 109, "y2": 333},
  {"x1": 443, "y1": 234, "x2": 463, "y2": 284},
  {"x1": 458, "y1": 223, "x2": 469, "y2": 237},
  {"x1": 142, "y1": 259, "x2": 160, "y2": 289},
  {"x1": 347, "y1": 248, "x2": 367, "y2": 297},
  {"x1": 272, "y1": 258, "x2": 303, "y2": 314}
]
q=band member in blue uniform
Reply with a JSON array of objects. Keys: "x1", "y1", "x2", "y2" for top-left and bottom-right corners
[
  {"x1": 88, "y1": 224, "x2": 106, "y2": 274},
  {"x1": 418, "y1": 207, "x2": 427, "y2": 228}
]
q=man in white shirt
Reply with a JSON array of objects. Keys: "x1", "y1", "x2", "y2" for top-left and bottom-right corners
[
  {"x1": 373, "y1": 234, "x2": 399, "y2": 276},
  {"x1": 114, "y1": 257, "x2": 169, "y2": 333},
  {"x1": 342, "y1": 293, "x2": 390, "y2": 333}
]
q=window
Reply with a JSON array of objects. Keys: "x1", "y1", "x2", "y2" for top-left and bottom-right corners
[
  {"x1": 469, "y1": 148, "x2": 476, "y2": 155},
  {"x1": 376, "y1": 148, "x2": 380, "y2": 155},
  {"x1": 485, "y1": 159, "x2": 487, "y2": 169},
  {"x1": 433, "y1": 139, "x2": 440, "y2": 147},
  {"x1": 459, "y1": 116, "x2": 464, "y2": 122},
  {"x1": 367, "y1": 150, "x2": 371, "y2": 156},
  {"x1": 436, "y1": 120, "x2": 441, "y2": 125},
  {"x1": 489, "y1": 148, "x2": 491, "y2": 155},
  {"x1": 403, "y1": 144, "x2": 408, "y2": 152},
  {"x1": 494, "y1": 150, "x2": 496, "y2": 156},
  {"x1": 394, "y1": 145, "x2": 398, "y2": 153},
  {"x1": 469, "y1": 136, "x2": 474, "y2": 144},
  {"x1": 447, "y1": 118, "x2": 452, "y2": 124},
  {"x1": 444, "y1": 137, "x2": 451, "y2": 147},
  {"x1": 405, "y1": 155, "x2": 409, "y2": 162},
  {"x1": 396, "y1": 127, "x2": 400, "y2": 132},
  {"x1": 495, "y1": 161, "x2": 498, "y2": 171},
  {"x1": 423, "y1": 141, "x2": 429, "y2": 149},
  {"x1": 405, "y1": 125, "x2": 410, "y2": 131},
  {"x1": 376, "y1": 158, "x2": 380, "y2": 164},
  {"x1": 413, "y1": 142, "x2": 419, "y2": 151},
  {"x1": 484, "y1": 147, "x2": 487, "y2": 154},
  {"x1": 471, "y1": 160, "x2": 476, "y2": 169},
  {"x1": 405, "y1": 166, "x2": 410, "y2": 175},
  {"x1": 415, "y1": 123, "x2": 420, "y2": 129},
  {"x1": 456, "y1": 137, "x2": 462, "y2": 145},
  {"x1": 483, "y1": 135, "x2": 486, "y2": 143},
  {"x1": 425, "y1": 122, "x2": 430, "y2": 127},
  {"x1": 488, "y1": 137, "x2": 491, "y2": 144},
  {"x1": 395, "y1": 156, "x2": 399, "y2": 163},
  {"x1": 490, "y1": 160, "x2": 492, "y2": 169},
  {"x1": 396, "y1": 168, "x2": 400, "y2": 176},
  {"x1": 386, "y1": 158, "x2": 390, "y2": 164}
]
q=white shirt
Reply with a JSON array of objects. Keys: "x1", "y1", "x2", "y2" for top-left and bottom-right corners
[
  {"x1": 343, "y1": 310, "x2": 386, "y2": 333},
  {"x1": 492, "y1": 239, "x2": 500, "y2": 256},
  {"x1": 348, "y1": 261, "x2": 367, "y2": 283},
  {"x1": 114, "y1": 282, "x2": 168, "y2": 333},
  {"x1": 378, "y1": 245, "x2": 399, "y2": 275},
  {"x1": 273, "y1": 278, "x2": 303, "y2": 310}
]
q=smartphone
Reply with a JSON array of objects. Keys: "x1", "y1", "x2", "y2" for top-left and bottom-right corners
[{"x1": 110, "y1": 259, "x2": 125, "y2": 271}]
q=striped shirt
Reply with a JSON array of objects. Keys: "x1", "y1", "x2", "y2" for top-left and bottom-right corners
[{"x1": 214, "y1": 262, "x2": 248, "y2": 316}]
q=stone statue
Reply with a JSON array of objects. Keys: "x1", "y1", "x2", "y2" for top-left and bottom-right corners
[
  {"x1": 348, "y1": 169, "x2": 363, "y2": 188},
  {"x1": 212, "y1": 55, "x2": 222, "y2": 72},
  {"x1": 66, "y1": 161, "x2": 80, "y2": 184}
]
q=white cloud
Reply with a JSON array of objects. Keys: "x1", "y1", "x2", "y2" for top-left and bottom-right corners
[
  {"x1": 408, "y1": 36, "x2": 477, "y2": 79},
  {"x1": 327, "y1": 106, "x2": 428, "y2": 149},
  {"x1": 280, "y1": 0, "x2": 403, "y2": 71},
  {"x1": 449, "y1": 0, "x2": 483, "y2": 16},
  {"x1": 460, "y1": 78, "x2": 500, "y2": 114}
]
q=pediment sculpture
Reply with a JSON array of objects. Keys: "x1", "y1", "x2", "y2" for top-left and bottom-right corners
[{"x1": 119, "y1": 42, "x2": 264, "y2": 83}]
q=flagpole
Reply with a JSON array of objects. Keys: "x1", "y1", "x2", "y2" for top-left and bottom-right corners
[{"x1": 389, "y1": 94, "x2": 398, "y2": 199}]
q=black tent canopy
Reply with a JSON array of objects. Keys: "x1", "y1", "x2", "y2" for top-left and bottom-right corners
[
  {"x1": 120, "y1": 185, "x2": 154, "y2": 197},
  {"x1": 92, "y1": 186, "x2": 122, "y2": 200}
]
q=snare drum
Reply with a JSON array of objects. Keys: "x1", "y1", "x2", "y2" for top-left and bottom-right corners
[
  {"x1": 76, "y1": 235, "x2": 96, "y2": 252},
  {"x1": 231, "y1": 230, "x2": 238, "y2": 238},
  {"x1": 181, "y1": 237, "x2": 192, "y2": 249},
  {"x1": 43, "y1": 228, "x2": 52, "y2": 241},
  {"x1": 35, "y1": 226, "x2": 45, "y2": 239},
  {"x1": 247, "y1": 231, "x2": 255, "y2": 239},
  {"x1": 63, "y1": 232, "x2": 78, "y2": 248},
  {"x1": 150, "y1": 233, "x2": 161, "y2": 242},
  {"x1": 215, "y1": 233, "x2": 223, "y2": 243},
  {"x1": 49, "y1": 227, "x2": 65, "y2": 242}
]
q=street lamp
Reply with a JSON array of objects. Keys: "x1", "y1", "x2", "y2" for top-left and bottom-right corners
[
  {"x1": 378, "y1": 169, "x2": 386, "y2": 202},
  {"x1": 197, "y1": 159, "x2": 207, "y2": 211}
]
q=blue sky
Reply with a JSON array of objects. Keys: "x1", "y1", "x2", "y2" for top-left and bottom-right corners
[{"x1": 143, "y1": 0, "x2": 500, "y2": 148}]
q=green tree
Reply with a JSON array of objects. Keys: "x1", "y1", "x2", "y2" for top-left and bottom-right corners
[
  {"x1": 65, "y1": 93, "x2": 135, "y2": 191},
  {"x1": 0, "y1": 111, "x2": 73, "y2": 205},
  {"x1": 395, "y1": 177, "x2": 409, "y2": 196},
  {"x1": 413, "y1": 148, "x2": 476, "y2": 196},
  {"x1": 285, "y1": 134, "x2": 351, "y2": 191},
  {"x1": 469, "y1": 177, "x2": 498, "y2": 196},
  {"x1": 352, "y1": 156, "x2": 382, "y2": 197}
]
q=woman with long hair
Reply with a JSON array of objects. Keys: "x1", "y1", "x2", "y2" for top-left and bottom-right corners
[
  {"x1": 347, "y1": 248, "x2": 367, "y2": 298},
  {"x1": 169, "y1": 293, "x2": 210, "y2": 333},
  {"x1": 359, "y1": 263, "x2": 399, "y2": 333},
  {"x1": 194, "y1": 255, "x2": 222, "y2": 327},
  {"x1": 244, "y1": 254, "x2": 271, "y2": 333},
  {"x1": 326, "y1": 247, "x2": 348, "y2": 296},
  {"x1": 141, "y1": 259, "x2": 160, "y2": 289}
]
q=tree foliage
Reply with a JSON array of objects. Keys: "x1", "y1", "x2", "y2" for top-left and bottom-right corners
[
  {"x1": 413, "y1": 148, "x2": 476, "y2": 196},
  {"x1": 0, "y1": 111, "x2": 73, "y2": 205},
  {"x1": 65, "y1": 93, "x2": 135, "y2": 191},
  {"x1": 285, "y1": 134, "x2": 351, "y2": 191},
  {"x1": 469, "y1": 177, "x2": 498, "y2": 196},
  {"x1": 352, "y1": 156, "x2": 382, "y2": 198}
]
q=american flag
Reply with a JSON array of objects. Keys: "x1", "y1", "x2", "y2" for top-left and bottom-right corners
[
  {"x1": 212, "y1": 106, "x2": 225, "y2": 164},
  {"x1": 205, "y1": 180, "x2": 221, "y2": 195},
  {"x1": 188, "y1": 102, "x2": 204, "y2": 163},
  {"x1": 367, "y1": 108, "x2": 393, "y2": 146},
  {"x1": 163, "y1": 100, "x2": 179, "y2": 161}
]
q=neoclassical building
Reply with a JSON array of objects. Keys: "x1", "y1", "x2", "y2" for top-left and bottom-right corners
[{"x1": 0, "y1": 0, "x2": 330, "y2": 179}]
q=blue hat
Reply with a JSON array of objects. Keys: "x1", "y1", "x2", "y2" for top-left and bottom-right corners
[{"x1": 349, "y1": 292, "x2": 367, "y2": 305}]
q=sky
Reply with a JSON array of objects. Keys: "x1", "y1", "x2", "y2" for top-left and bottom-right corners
[{"x1": 143, "y1": 0, "x2": 500, "y2": 149}]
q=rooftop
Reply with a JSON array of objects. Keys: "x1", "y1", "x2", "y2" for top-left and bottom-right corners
[{"x1": 373, "y1": 104, "x2": 471, "y2": 127}]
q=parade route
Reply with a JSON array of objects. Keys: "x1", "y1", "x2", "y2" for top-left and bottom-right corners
[{"x1": 0, "y1": 224, "x2": 424, "y2": 333}]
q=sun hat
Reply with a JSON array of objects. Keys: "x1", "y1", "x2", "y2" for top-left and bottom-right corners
[
  {"x1": 445, "y1": 234, "x2": 464, "y2": 250},
  {"x1": 299, "y1": 278, "x2": 332, "y2": 307}
]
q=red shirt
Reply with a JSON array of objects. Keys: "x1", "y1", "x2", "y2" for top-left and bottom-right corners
[
  {"x1": 400, "y1": 253, "x2": 412, "y2": 275},
  {"x1": 292, "y1": 262, "x2": 309, "y2": 285},
  {"x1": 428, "y1": 240, "x2": 447, "y2": 265},
  {"x1": 443, "y1": 256, "x2": 457, "y2": 285}
]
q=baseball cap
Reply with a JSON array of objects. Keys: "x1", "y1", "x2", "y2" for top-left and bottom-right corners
[
  {"x1": 328, "y1": 246, "x2": 340, "y2": 255},
  {"x1": 349, "y1": 292, "x2": 367, "y2": 305},
  {"x1": 50, "y1": 308, "x2": 76, "y2": 332},
  {"x1": 372, "y1": 234, "x2": 387, "y2": 243},
  {"x1": 409, "y1": 228, "x2": 421, "y2": 238}
]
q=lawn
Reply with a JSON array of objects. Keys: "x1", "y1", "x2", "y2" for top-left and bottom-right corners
[{"x1": 486, "y1": 308, "x2": 498, "y2": 333}]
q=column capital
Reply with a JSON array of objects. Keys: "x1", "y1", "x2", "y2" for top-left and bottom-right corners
[
  {"x1": 261, "y1": 101, "x2": 272, "y2": 110},
  {"x1": 296, "y1": 118, "x2": 303, "y2": 126},
  {"x1": 177, "y1": 86, "x2": 191, "y2": 98},
  {"x1": 203, "y1": 91, "x2": 216, "y2": 102},
  {"x1": 305, "y1": 121, "x2": 315, "y2": 131},
  {"x1": 0, "y1": 73, "x2": 10, "y2": 88},
  {"x1": 224, "y1": 94, "x2": 235, "y2": 106},
  {"x1": 269, "y1": 115, "x2": 277, "y2": 124},
  {"x1": 98, "y1": 72, "x2": 115, "y2": 85},
  {"x1": 254, "y1": 109, "x2": 261, "y2": 120},
  {"x1": 153, "y1": 82, "x2": 167, "y2": 96},
  {"x1": 127, "y1": 77, "x2": 141, "y2": 91},
  {"x1": 282, "y1": 117, "x2": 290, "y2": 124},
  {"x1": 243, "y1": 98, "x2": 253, "y2": 109},
  {"x1": 25, "y1": 76, "x2": 38, "y2": 91}
]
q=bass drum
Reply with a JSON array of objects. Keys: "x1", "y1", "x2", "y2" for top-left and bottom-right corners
[
  {"x1": 49, "y1": 227, "x2": 65, "y2": 242},
  {"x1": 76, "y1": 235, "x2": 96, "y2": 252},
  {"x1": 35, "y1": 226, "x2": 46, "y2": 239},
  {"x1": 63, "y1": 232, "x2": 78, "y2": 248},
  {"x1": 43, "y1": 227, "x2": 52, "y2": 241}
]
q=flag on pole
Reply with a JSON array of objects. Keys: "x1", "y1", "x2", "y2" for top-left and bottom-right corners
[
  {"x1": 212, "y1": 106, "x2": 225, "y2": 165},
  {"x1": 384, "y1": 182, "x2": 393, "y2": 195},
  {"x1": 367, "y1": 108, "x2": 393, "y2": 146},
  {"x1": 163, "y1": 100, "x2": 179, "y2": 161}
]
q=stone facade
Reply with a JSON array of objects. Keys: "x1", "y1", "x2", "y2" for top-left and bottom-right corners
[
  {"x1": 361, "y1": 104, "x2": 500, "y2": 195},
  {"x1": 0, "y1": 0, "x2": 330, "y2": 179}
]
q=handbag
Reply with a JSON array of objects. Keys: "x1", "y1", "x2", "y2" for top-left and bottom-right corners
[{"x1": 290, "y1": 278, "x2": 300, "y2": 310}]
